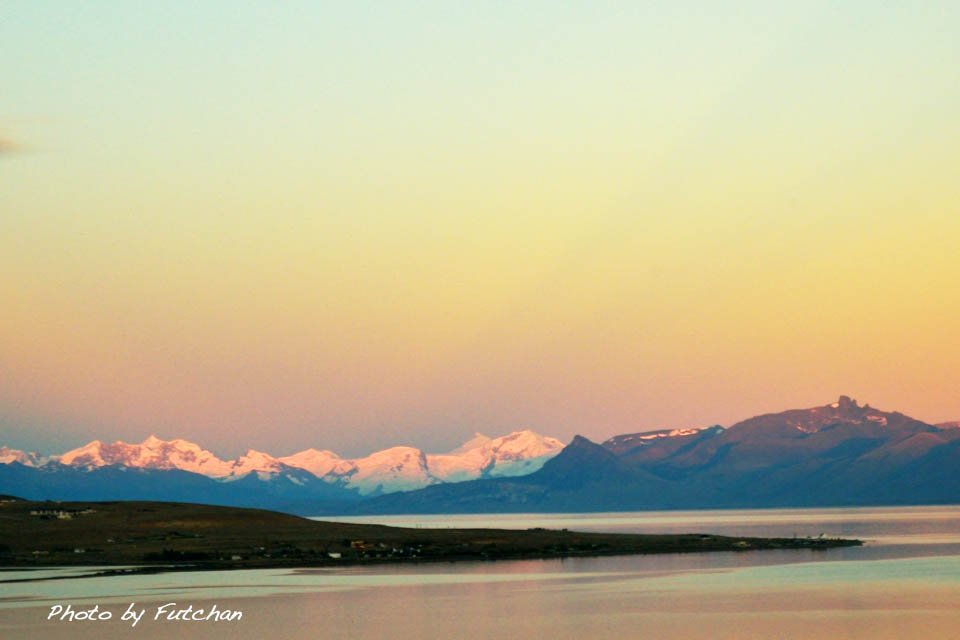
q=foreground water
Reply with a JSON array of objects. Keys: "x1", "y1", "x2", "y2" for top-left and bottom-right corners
[{"x1": 2, "y1": 506, "x2": 960, "y2": 639}]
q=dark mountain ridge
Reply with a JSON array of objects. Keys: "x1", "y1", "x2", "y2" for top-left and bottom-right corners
[
  {"x1": 3, "y1": 396, "x2": 958, "y2": 515},
  {"x1": 346, "y1": 396, "x2": 960, "y2": 514},
  {"x1": 0, "y1": 461, "x2": 362, "y2": 514}
]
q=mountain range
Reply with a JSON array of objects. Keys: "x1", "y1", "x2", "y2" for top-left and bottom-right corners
[
  {"x1": 2, "y1": 396, "x2": 958, "y2": 514},
  {"x1": 348, "y1": 396, "x2": 960, "y2": 514},
  {"x1": 0, "y1": 430, "x2": 564, "y2": 511}
]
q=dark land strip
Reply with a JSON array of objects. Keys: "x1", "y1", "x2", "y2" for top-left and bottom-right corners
[{"x1": 0, "y1": 498, "x2": 861, "y2": 580}]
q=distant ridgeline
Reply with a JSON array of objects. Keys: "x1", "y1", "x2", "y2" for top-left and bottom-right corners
[
  {"x1": 2, "y1": 397, "x2": 959, "y2": 515},
  {"x1": 0, "y1": 431, "x2": 564, "y2": 514}
]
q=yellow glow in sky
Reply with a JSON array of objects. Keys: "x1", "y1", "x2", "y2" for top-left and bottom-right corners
[{"x1": 1, "y1": 2, "x2": 958, "y2": 456}]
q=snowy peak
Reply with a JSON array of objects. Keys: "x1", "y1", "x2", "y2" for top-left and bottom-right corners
[
  {"x1": 601, "y1": 425, "x2": 723, "y2": 455},
  {"x1": 320, "y1": 446, "x2": 435, "y2": 496},
  {"x1": 426, "y1": 430, "x2": 565, "y2": 483},
  {"x1": 229, "y1": 449, "x2": 284, "y2": 477},
  {"x1": 475, "y1": 429, "x2": 565, "y2": 478},
  {"x1": 479, "y1": 430, "x2": 565, "y2": 461},
  {"x1": 5, "y1": 429, "x2": 567, "y2": 496},
  {"x1": 277, "y1": 434, "x2": 564, "y2": 496},
  {"x1": 448, "y1": 432, "x2": 492, "y2": 455},
  {"x1": 360, "y1": 446, "x2": 429, "y2": 469},
  {"x1": 0, "y1": 446, "x2": 48, "y2": 467},
  {"x1": 59, "y1": 436, "x2": 235, "y2": 477},
  {"x1": 56, "y1": 438, "x2": 314, "y2": 481},
  {"x1": 278, "y1": 448, "x2": 342, "y2": 477},
  {"x1": 58, "y1": 440, "x2": 107, "y2": 468}
]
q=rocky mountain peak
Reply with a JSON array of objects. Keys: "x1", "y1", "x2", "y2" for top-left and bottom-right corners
[{"x1": 835, "y1": 395, "x2": 858, "y2": 410}]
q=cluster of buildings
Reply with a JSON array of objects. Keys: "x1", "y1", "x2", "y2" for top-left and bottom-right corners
[{"x1": 28, "y1": 507, "x2": 96, "y2": 520}]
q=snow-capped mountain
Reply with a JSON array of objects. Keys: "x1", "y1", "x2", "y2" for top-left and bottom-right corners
[
  {"x1": 0, "y1": 446, "x2": 48, "y2": 467},
  {"x1": 226, "y1": 449, "x2": 303, "y2": 482},
  {"x1": 355, "y1": 396, "x2": 960, "y2": 514},
  {"x1": 58, "y1": 436, "x2": 235, "y2": 477},
  {"x1": 291, "y1": 430, "x2": 565, "y2": 496},
  {"x1": 6, "y1": 397, "x2": 960, "y2": 515},
  {"x1": 55, "y1": 437, "x2": 334, "y2": 483},
  {"x1": 601, "y1": 425, "x2": 724, "y2": 456},
  {"x1": 334, "y1": 446, "x2": 436, "y2": 495},
  {"x1": 427, "y1": 430, "x2": 566, "y2": 483},
  {"x1": 317, "y1": 430, "x2": 566, "y2": 496},
  {"x1": 277, "y1": 448, "x2": 343, "y2": 477},
  {"x1": 11, "y1": 430, "x2": 566, "y2": 496}
]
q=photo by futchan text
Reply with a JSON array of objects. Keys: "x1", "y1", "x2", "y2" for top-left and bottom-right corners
[{"x1": 47, "y1": 602, "x2": 243, "y2": 627}]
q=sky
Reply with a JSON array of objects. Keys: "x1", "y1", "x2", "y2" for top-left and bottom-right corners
[{"x1": 2, "y1": 2, "x2": 959, "y2": 459}]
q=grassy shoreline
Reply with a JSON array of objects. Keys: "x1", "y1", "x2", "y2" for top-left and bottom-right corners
[{"x1": 0, "y1": 499, "x2": 862, "y2": 576}]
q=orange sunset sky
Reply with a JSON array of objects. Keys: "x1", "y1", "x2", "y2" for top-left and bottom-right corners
[{"x1": 2, "y1": 2, "x2": 958, "y2": 457}]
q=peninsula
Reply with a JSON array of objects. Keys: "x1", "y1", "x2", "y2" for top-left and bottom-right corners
[{"x1": 0, "y1": 498, "x2": 861, "y2": 574}]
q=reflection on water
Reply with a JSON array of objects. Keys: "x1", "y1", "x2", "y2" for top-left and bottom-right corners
[
  {"x1": 317, "y1": 505, "x2": 960, "y2": 539},
  {"x1": 2, "y1": 506, "x2": 960, "y2": 639},
  {"x1": 320, "y1": 505, "x2": 960, "y2": 561}
]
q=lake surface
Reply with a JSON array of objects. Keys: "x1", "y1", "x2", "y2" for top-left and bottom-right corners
[{"x1": 3, "y1": 506, "x2": 960, "y2": 639}]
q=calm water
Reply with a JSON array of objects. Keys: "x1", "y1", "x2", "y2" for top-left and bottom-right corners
[{"x1": 3, "y1": 506, "x2": 960, "y2": 639}]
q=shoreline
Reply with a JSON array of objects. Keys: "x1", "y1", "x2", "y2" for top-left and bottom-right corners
[
  {"x1": 0, "y1": 499, "x2": 862, "y2": 579},
  {"x1": 0, "y1": 536, "x2": 864, "y2": 582}
]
